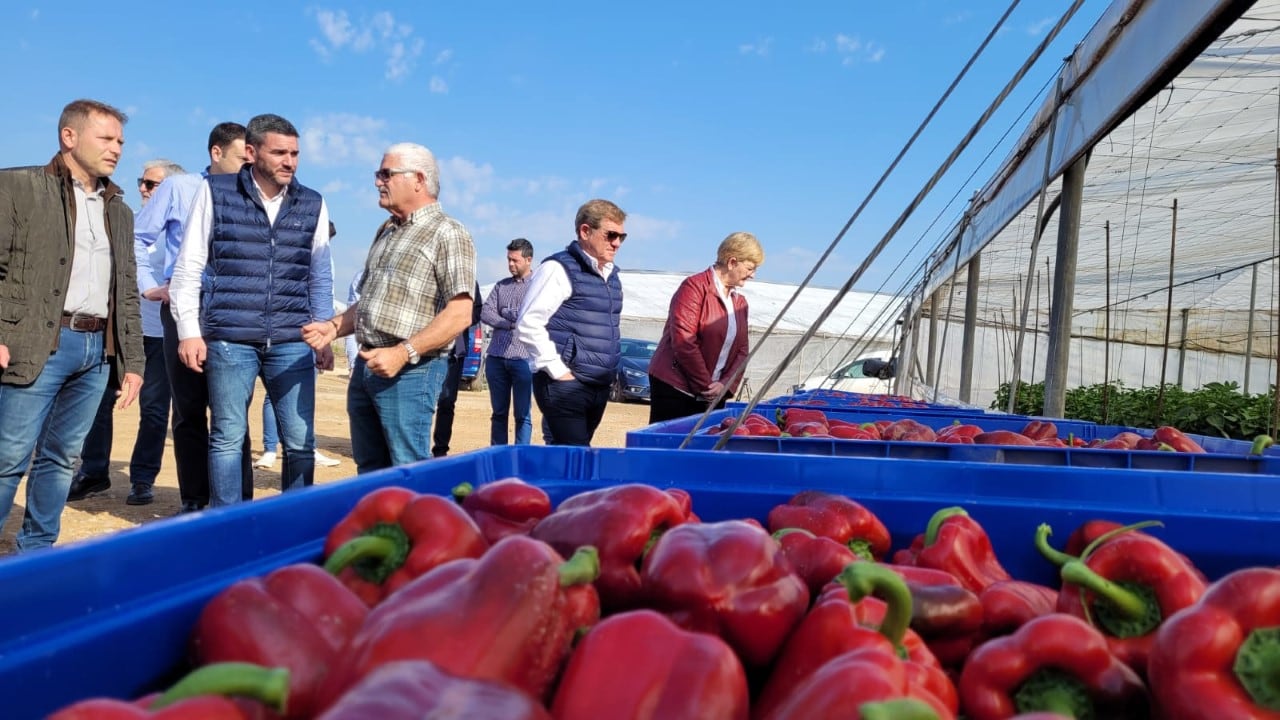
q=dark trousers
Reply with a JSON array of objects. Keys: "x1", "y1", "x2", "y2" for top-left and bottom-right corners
[
  {"x1": 431, "y1": 354, "x2": 465, "y2": 457},
  {"x1": 79, "y1": 336, "x2": 172, "y2": 485},
  {"x1": 161, "y1": 303, "x2": 253, "y2": 506},
  {"x1": 648, "y1": 374, "x2": 727, "y2": 425},
  {"x1": 532, "y1": 373, "x2": 609, "y2": 446}
]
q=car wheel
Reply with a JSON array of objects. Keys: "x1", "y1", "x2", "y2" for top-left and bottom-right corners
[{"x1": 609, "y1": 378, "x2": 623, "y2": 403}]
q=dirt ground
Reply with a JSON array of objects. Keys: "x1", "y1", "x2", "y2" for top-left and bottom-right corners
[{"x1": 0, "y1": 364, "x2": 653, "y2": 555}]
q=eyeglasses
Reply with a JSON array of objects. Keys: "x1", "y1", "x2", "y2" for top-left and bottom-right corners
[
  {"x1": 137, "y1": 178, "x2": 162, "y2": 191},
  {"x1": 374, "y1": 167, "x2": 417, "y2": 182},
  {"x1": 602, "y1": 230, "x2": 627, "y2": 243}
]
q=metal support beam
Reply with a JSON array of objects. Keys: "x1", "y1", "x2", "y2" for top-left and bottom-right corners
[
  {"x1": 926, "y1": 290, "x2": 940, "y2": 388},
  {"x1": 1042, "y1": 154, "x2": 1087, "y2": 418},
  {"x1": 1177, "y1": 307, "x2": 1189, "y2": 388},
  {"x1": 959, "y1": 254, "x2": 981, "y2": 403},
  {"x1": 1245, "y1": 264, "x2": 1257, "y2": 394}
]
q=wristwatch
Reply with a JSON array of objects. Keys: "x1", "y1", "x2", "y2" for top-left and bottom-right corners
[{"x1": 402, "y1": 341, "x2": 420, "y2": 365}]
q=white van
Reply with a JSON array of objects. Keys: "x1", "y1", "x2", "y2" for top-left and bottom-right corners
[{"x1": 796, "y1": 355, "x2": 895, "y2": 394}]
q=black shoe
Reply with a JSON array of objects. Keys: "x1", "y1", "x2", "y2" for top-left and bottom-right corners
[
  {"x1": 67, "y1": 474, "x2": 110, "y2": 501},
  {"x1": 176, "y1": 501, "x2": 202, "y2": 515},
  {"x1": 126, "y1": 483, "x2": 154, "y2": 506}
]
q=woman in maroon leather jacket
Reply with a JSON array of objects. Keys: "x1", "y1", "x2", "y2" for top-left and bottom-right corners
[{"x1": 648, "y1": 232, "x2": 764, "y2": 424}]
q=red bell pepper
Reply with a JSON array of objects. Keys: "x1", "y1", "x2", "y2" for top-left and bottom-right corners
[
  {"x1": 828, "y1": 424, "x2": 881, "y2": 440},
  {"x1": 740, "y1": 413, "x2": 782, "y2": 436},
  {"x1": 755, "y1": 563, "x2": 957, "y2": 719},
  {"x1": 910, "y1": 507, "x2": 1012, "y2": 593},
  {"x1": 1148, "y1": 567, "x2": 1280, "y2": 718},
  {"x1": 783, "y1": 421, "x2": 829, "y2": 437},
  {"x1": 936, "y1": 424, "x2": 983, "y2": 444},
  {"x1": 451, "y1": 477, "x2": 552, "y2": 544},
  {"x1": 767, "y1": 490, "x2": 891, "y2": 561},
  {"x1": 315, "y1": 660, "x2": 551, "y2": 720},
  {"x1": 551, "y1": 609, "x2": 749, "y2": 720},
  {"x1": 319, "y1": 536, "x2": 601, "y2": 709},
  {"x1": 881, "y1": 418, "x2": 937, "y2": 443},
  {"x1": 978, "y1": 580, "x2": 1058, "y2": 638},
  {"x1": 1036, "y1": 523, "x2": 1207, "y2": 675},
  {"x1": 761, "y1": 648, "x2": 956, "y2": 720},
  {"x1": 959, "y1": 613, "x2": 1148, "y2": 719},
  {"x1": 531, "y1": 483, "x2": 693, "y2": 610},
  {"x1": 1063, "y1": 519, "x2": 1124, "y2": 556},
  {"x1": 973, "y1": 430, "x2": 1035, "y2": 446},
  {"x1": 48, "y1": 663, "x2": 289, "y2": 720},
  {"x1": 322, "y1": 486, "x2": 489, "y2": 606},
  {"x1": 773, "y1": 527, "x2": 858, "y2": 595},
  {"x1": 640, "y1": 519, "x2": 809, "y2": 667},
  {"x1": 191, "y1": 564, "x2": 368, "y2": 718},
  {"x1": 888, "y1": 564, "x2": 984, "y2": 669},
  {"x1": 1020, "y1": 420, "x2": 1059, "y2": 442},
  {"x1": 777, "y1": 407, "x2": 828, "y2": 433},
  {"x1": 1091, "y1": 431, "x2": 1143, "y2": 450},
  {"x1": 1151, "y1": 425, "x2": 1206, "y2": 452}
]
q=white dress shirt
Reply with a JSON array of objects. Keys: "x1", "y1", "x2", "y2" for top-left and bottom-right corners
[{"x1": 516, "y1": 246, "x2": 615, "y2": 379}]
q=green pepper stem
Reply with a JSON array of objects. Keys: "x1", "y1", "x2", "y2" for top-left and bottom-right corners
[
  {"x1": 847, "y1": 538, "x2": 875, "y2": 562},
  {"x1": 1060, "y1": 560, "x2": 1149, "y2": 621},
  {"x1": 451, "y1": 482, "x2": 474, "y2": 503},
  {"x1": 859, "y1": 698, "x2": 939, "y2": 720},
  {"x1": 149, "y1": 662, "x2": 289, "y2": 713},
  {"x1": 559, "y1": 546, "x2": 601, "y2": 586},
  {"x1": 923, "y1": 507, "x2": 968, "y2": 546},
  {"x1": 1252, "y1": 435, "x2": 1275, "y2": 456},
  {"x1": 1234, "y1": 626, "x2": 1280, "y2": 710},
  {"x1": 322, "y1": 534, "x2": 398, "y2": 576},
  {"x1": 771, "y1": 527, "x2": 818, "y2": 542},
  {"x1": 1033, "y1": 524, "x2": 1075, "y2": 568},
  {"x1": 834, "y1": 563, "x2": 911, "y2": 650}
]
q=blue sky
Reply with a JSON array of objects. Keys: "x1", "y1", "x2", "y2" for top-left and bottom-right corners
[{"x1": 1, "y1": 2, "x2": 1108, "y2": 300}]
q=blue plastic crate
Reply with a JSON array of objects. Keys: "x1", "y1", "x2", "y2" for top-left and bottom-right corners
[
  {"x1": 631, "y1": 408, "x2": 1280, "y2": 474},
  {"x1": 4, "y1": 445, "x2": 1280, "y2": 717}
]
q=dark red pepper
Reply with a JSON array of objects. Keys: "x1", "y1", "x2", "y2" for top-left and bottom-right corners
[
  {"x1": 978, "y1": 580, "x2": 1058, "y2": 638},
  {"x1": 958, "y1": 613, "x2": 1148, "y2": 719},
  {"x1": 47, "y1": 663, "x2": 289, "y2": 720},
  {"x1": 318, "y1": 536, "x2": 601, "y2": 709},
  {"x1": 762, "y1": 648, "x2": 957, "y2": 720},
  {"x1": 773, "y1": 527, "x2": 858, "y2": 596},
  {"x1": 881, "y1": 419, "x2": 937, "y2": 443},
  {"x1": 936, "y1": 424, "x2": 983, "y2": 444},
  {"x1": 1020, "y1": 420, "x2": 1059, "y2": 442},
  {"x1": 551, "y1": 609, "x2": 749, "y2": 720},
  {"x1": 1091, "y1": 431, "x2": 1143, "y2": 450},
  {"x1": 191, "y1": 564, "x2": 368, "y2": 718},
  {"x1": 640, "y1": 519, "x2": 809, "y2": 667},
  {"x1": 531, "y1": 483, "x2": 693, "y2": 611},
  {"x1": 887, "y1": 564, "x2": 984, "y2": 669},
  {"x1": 1036, "y1": 523, "x2": 1207, "y2": 676},
  {"x1": 911, "y1": 507, "x2": 1012, "y2": 593},
  {"x1": 973, "y1": 430, "x2": 1035, "y2": 446},
  {"x1": 1148, "y1": 567, "x2": 1280, "y2": 718},
  {"x1": 316, "y1": 660, "x2": 551, "y2": 720},
  {"x1": 777, "y1": 407, "x2": 829, "y2": 433},
  {"x1": 767, "y1": 490, "x2": 891, "y2": 561},
  {"x1": 322, "y1": 486, "x2": 488, "y2": 606},
  {"x1": 451, "y1": 477, "x2": 552, "y2": 544},
  {"x1": 1151, "y1": 425, "x2": 1206, "y2": 453}
]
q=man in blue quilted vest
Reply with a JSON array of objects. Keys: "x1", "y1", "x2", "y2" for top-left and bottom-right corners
[
  {"x1": 516, "y1": 199, "x2": 626, "y2": 446},
  {"x1": 169, "y1": 114, "x2": 334, "y2": 506}
]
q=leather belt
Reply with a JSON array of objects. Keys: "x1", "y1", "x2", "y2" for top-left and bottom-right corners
[{"x1": 61, "y1": 313, "x2": 107, "y2": 332}]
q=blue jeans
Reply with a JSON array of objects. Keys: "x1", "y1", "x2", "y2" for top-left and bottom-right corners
[
  {"x1": 262, "y1": 390, "x2": 278, "y2": 452},
  {"x1": 205, "y1": 340, "x2": 316, "y2": 506},
  {"x1": 348, "y1": 353, "x2": 447, "y2": 474},
  {"x1": 0, "y1": 327, "x2": 110, "y2": 550},
  {"x1": 485, "y1": 355, "x2": 533, "y2": 445}
]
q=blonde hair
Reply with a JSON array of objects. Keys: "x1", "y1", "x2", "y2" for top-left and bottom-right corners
[{"x1": 715, "y1": 232, "x2": 764, "y2": 266}]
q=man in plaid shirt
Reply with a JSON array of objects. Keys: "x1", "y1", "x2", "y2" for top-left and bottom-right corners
[{"x1": 303, "y1": 143, "x2": 476, "y2": 472}]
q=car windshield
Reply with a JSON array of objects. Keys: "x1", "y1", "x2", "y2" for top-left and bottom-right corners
[{"x1": 621, "y1": 340, "x2": 657, "y2": 359}]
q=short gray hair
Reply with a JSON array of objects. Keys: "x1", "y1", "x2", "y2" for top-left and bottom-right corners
[
  {"x1": 141, "y1": 158, "x2": 186, "y2": 179},
  {"x1": 385, "y1": 142, "x2": 440, "y2": 198}
]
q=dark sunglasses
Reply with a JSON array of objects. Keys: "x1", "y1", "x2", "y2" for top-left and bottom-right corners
[
  {"x1": 137, "y1": 178, "x2": 162, "y2": 191},
  {"x1": 603, "y1": 230, "x2": 627, "y2": 243}
]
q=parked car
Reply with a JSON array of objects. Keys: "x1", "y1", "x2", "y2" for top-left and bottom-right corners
[
  {"x1": 795, "y1": 354, "x2": 895, "y2": 394},
  {"x1": 459, "y1": 323, "x2": 485, "y2": 390},
  {"x1": 611, "y1": 338, "x2": 658, "y2": 402}
]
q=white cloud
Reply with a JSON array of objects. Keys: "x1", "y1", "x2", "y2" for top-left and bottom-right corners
[
  {"x1": 321, "y1": 179, "x2": 351, "y2": 194},
  {"x1": 738, "y1": 38, "x2": 773, "y2": 56},
  {"x1": 434, "y1": 49, "x2": 454, "y2": 65},
  {"x1": 831, "y1": 34, "x2": 886, "y2": 66},
  {"x1": 835, "y1": 34, "x2": 862, "y2": 54},
  {"x1": 1027, "y1": 17, "x2": 1055, "y2": 36},
  {"x1": 300, "y1": 113, "x2": 390, "y2": 167},
  {"x1": 806, "y1": 38, "x2": 828, "y2": 53},
  {"x1": 309, "y1": 8, "x2": 430, "y2": 82},
  {"x1": 429, "y1": 76, "x2": 449, "y2": 94},
  {"x1": 29, "y1": 9, "x2": 38, "y2": 20},
  {"x1": 944, "y1": 11, "x2": 971, "y2": 25}
]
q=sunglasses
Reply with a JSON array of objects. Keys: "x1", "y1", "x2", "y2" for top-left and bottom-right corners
[
  {"x1": 137, "y1": 178, "x2": 162, "y2": 191},
  {"x1": 603, "y1": 230, "x2": 627, "y2": 243},
  {"x1": 374, "y1": 167, "x2": 417, "y2": 182}
]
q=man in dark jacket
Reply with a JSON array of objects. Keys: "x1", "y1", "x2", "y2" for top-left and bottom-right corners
[
  {"x1": 0, "y1": 98, "x2": 145, "y2": 551},
  {"x1": 516, "y1": 199, "x2": 626, "y2": 446}
]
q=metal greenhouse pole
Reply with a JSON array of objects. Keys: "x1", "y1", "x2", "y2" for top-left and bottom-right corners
[
  {"x1": 1156, "y1": 199, "x2": 1178, "y2": 422},
  {"x1": 959, "y1": 253, "x2": 981, "y2": 404},
  {"x1": 926, "y1": 289, "x2": 940, "y2": 388},
  {"x1": 1244, "y1": 264, "x2": 1257, "y2": 394},
  {"x1": 1042, "y1": 154, "x2": 1087, "y2": 418}
]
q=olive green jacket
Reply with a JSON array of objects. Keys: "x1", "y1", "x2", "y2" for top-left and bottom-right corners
[{"x1": 0, "y1": 154, "x2": 143, "y2": 386}]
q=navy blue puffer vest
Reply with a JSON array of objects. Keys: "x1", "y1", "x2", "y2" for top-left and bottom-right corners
[
  {"x1": 544, "y1": 243, "x2": 623, "y2": 385},
  {"x1": 200, "y1": 166, "x2": 321, "y2": 344}
]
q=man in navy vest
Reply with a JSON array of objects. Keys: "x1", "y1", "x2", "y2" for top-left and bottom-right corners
[
  {"x1": 169, "y1": 114, "x2": 334, "y2": 506},
  {"x1": 516, "y1": 199, "x2": 626, "y2": 446}
]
